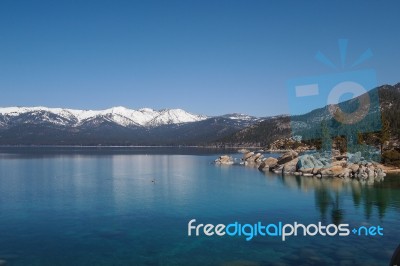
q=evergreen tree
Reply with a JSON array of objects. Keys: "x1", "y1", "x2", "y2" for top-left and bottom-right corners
[
  {"x1": 380, "y1": 114, "x2": 390, "y2": 155},
  {"x1": 320, "y1": 120, "x2": 331, "y2": 152}
]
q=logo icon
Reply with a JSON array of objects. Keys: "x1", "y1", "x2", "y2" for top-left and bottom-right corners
[{"x1": 286, "y1": 39, "x2": 382, "y2": 163}]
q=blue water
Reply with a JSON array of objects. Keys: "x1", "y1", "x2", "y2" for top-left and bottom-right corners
[{"x1": 0, "y1": 147, "x2": 399, "y2": 265}]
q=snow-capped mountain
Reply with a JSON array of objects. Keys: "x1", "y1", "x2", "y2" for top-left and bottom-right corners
[
  {"x1": 0, "y1": 106, "x2": 262, "y2": 145},
  {"x1": 0, "y1": 106, "x2": 207, "y2": 128},
  {"x1": 0, "y1": 106, "x2": 264, "y2": 145},
  {"x1": 0, "y1": 83, "x2": 398, "y2": 146}
]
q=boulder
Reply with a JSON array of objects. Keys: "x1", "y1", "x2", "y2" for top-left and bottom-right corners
[
  {"x1": 215, "y1": 155, "x2": 234, "y2": 165},
  {"x1": 318, "y1": 157, "x2": 330, "y2": 167},
  {"x1": 312, "y1": 168, "x2": 321, "y2": 174},
  {"x1": 277, "y1": 150, "x2": 298, "y2": 165},
  {"x1": 320, "y1": 165, "x2": 344, "y2": 177},
  {"x1": 357, "y1": 165, "x2": 368, "y2": 180},
  {"x1": 348, "y1": 163, "x2": 360, "y2": 173},
  {"x1": 335, "y1": 155, "x2": 348, "y2": 161},
  {"x1": 297, "y1": 154, "x2": 326, "y2": 171},
  {"x1": 272, "y1": 164, "x2": 284, "y2": 174},
  {"x1": 332, "y1": 167, "x2": 346, "y2": 177},
  {"x1": 348, "y1": 151, "x2": 362, "y2": 163},
  {"x1": 367, "y1": 167, "x2": 375, "y2": 178},
  {"x1": 243, "y1": 152, "x2": 254, "y2": 161},
  {"x1": 342, "y1": 168, "x2": 351, "y2": 178},
  {"x1": 331, "y1": 160, "x2": 346, "y2": 167},
  {"x1": 300, "y1": 167, "x2": 314, "y2": 174},
  {"x1": 376, "y1": 167, "x2": 386, "y2": 178},
  {"x1": 244, "y1": 153, "x2": 264, "y2": 166},
  {"x1": 283, "y1": 158, "x2": 299, "y2": 174},
  {"x1": 258, "y1": 157, "x2": 278, "y2": 171},
  {"x1": 252, "y1": 153, "x2": 263, "y2": 161},
  {"x1": 297, "y1": 155, "x2": 315, "y2": 169}
]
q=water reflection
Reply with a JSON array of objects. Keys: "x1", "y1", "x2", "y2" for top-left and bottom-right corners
[
  {"x1": 0, "y1": 153, "x2": 399, "y2": 265},
  {"x1": 275, "y1": 174, "x2": 400, "y2": 222}
]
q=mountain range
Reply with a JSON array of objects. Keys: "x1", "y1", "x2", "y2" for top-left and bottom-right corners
[
  {"x1": 0, "y1": 107, "x2": 261, "y2": 145},
  {"x1": 0, "y1": 106, "x2": 208, "y2": 128},
  {"x1": 218, "y1": 83, "x2": 400, "y2": 147},
  {"x1": 0, "y1": 83, "x2": 399, "y2": 146}
]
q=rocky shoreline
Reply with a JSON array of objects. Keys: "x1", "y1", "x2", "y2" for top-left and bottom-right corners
[{"x1": 215, "y1": 150, "x2": 388, "y2": 183}]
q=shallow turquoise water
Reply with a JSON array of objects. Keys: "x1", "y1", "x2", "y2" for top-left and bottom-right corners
[{"x1": 0, "y1": 147, "x2": 399, "y2": 265}]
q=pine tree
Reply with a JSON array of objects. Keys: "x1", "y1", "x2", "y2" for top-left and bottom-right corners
[
  {"x1": 357, "y1": 131, "x2": 364, "y2": 145},
  {"x1": 380, "y1": 114, "x2": 390, "y2": 155},
  {"x1": 320, "y1": 120, "x2": 331, "y2": 152}
]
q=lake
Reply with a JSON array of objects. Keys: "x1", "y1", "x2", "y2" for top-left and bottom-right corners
[{"x1": 0, "y1": 147, "x2": 399, "y2": 265}]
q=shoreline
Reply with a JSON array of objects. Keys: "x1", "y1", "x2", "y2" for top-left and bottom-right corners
[
  {"x1": 0, "y1": 145, "x2": 399, "y2": 172},
  {"x1": 216, "y1": 150, "x2": 400, "y2": 177},
  {"x1": 256, "y1": 149, "x2": 400, "y2": 173},
  {"x1": 0, "y1": 145, "x2": 262, "y2": 148}
]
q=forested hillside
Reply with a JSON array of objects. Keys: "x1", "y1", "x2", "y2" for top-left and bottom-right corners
[{"x1": 216, "y1": 83, "x2": 400, "y2": 153}]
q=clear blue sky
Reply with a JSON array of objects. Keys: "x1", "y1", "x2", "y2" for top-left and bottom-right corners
[{"x1": 0, "y1": 0, "x2": 399, "y2": 116}]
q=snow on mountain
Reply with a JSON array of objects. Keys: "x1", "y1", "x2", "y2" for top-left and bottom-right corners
[
  {"x1": 0, "y1": 106, "x2": 208, "y2": 128},
  {"x1": 229, "y1": 114, "x2": 254, "y2": 120},
  {"x1": 148, "y1": 109, "x2": 208, "y2": 126},
  {"x1": 221, "y1": 113, "x2": 259, "y2": 121}
]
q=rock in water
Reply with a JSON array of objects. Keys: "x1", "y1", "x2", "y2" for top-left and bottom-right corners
[
  {"x1": 297, "y1": 155, "x2": 315, "y2": 169},
  {"x1": 215, "y1": 155, "x2": 234, "y2": 165},
  {"x1": 283, "y1": 158, "x2": 299, "y2": 174},
  {"x1": 376, "y1": 167, "x2": 386, "y2": 178},
  {"x1": 243, "y1": 153, "x2": 264, "y2": 167},
  {"x1": 277, "y1": 150, "x2": 298, "y2": 165},
  {"x1": 242, "y1": 152, "x2": 254, "y2": 161},
  {"x1": 258, "y1": 157, "x2": 278, "y2": 172},
  {"x1": 296, "y1": 154, "x2": 324, "y2": 171},
  {"x1": 272, "y1": 164, "x2": 284, "y2": 174}
]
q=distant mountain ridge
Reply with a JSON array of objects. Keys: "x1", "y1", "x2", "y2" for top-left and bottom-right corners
[
  {"x1": 217, "y1": 83, "x2": 400, "y2": 147},
  {"x1": 0, "y1": 106, "x2": 207, "y2": 128},
  {"x1": 0, "y1": 106, "x2": 261, "y2": 145}
]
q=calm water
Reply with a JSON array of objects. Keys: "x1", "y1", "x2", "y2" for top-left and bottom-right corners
[{"x1": 0, "y1": 147, "x2": 399, "y2": 266}]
